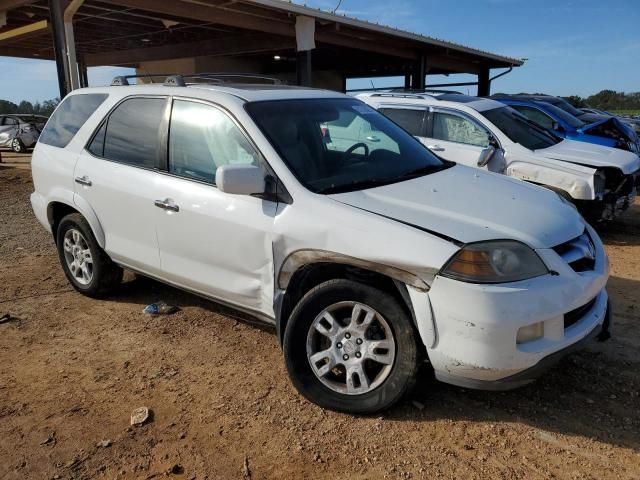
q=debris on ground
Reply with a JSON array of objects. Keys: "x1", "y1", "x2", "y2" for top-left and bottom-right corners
[
  {"x1": 242, "y1": 455, "x2": 251, "y2": 479},
  {"x1": 169, "y1": 464, "x2": 184, "y2": 475},
  {"x1": 39, "y1": 432, "x2": 56, "y2": 446},
  {"x1": 143, "y1": 302, "x2": 179, "y2": 315},
  {"x1": 130, "y1": 407, "x2": 151, "y2": 426},
  {"x1": 96, "y1": 439, "x2": 112, "y2": 448},
  {"x1": 0, "y1": 313, "x2": 15, "y2": 324}
]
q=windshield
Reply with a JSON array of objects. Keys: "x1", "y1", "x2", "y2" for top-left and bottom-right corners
[
  {"x1": 483, "y1": 107, "x2": 561, "y2": 150},
  {"x1": 541, "y1": 103, "x2": 585, "y2": 129},
  {"x1": 246, "y1": 98, "x2": 448, "y2": 194}
]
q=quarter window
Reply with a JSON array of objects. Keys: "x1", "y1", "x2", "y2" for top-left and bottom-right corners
[
  {"x1": 102, "y1": 97, "x2": 165, "y2": 168},
  {"x1": 379, "y1": 108, "x2": 426, "y2": 137},
  {"x1": 432, "y1": 112, "x2": 490, "y2": 147},
  {"x1": 39, "y1": 93, "x2": 108, "y2": 148},
  {"x1": 168, "y1": 100, "x2": 260, "y2": 184}
]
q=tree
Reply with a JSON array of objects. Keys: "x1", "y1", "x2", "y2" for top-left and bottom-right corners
[{"x1": 563, "y1": 95, "x2": 586, "y2": 108}]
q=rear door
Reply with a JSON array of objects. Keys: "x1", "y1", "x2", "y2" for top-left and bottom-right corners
[
  {"x1": 74, "y1": 96, "x2": 167, "y2": 274},
  {"x1": 424, "y1": 109, "x2": 492, "y2": 168}
]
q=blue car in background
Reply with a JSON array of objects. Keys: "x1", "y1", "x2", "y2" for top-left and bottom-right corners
[{"x1": 492, "y1": 94, "x2": 640, "y2": 154}]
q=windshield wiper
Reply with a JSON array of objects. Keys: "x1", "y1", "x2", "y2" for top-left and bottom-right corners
[{"x1": 318, "y1": 178, "x2": 399, "y2": 194}]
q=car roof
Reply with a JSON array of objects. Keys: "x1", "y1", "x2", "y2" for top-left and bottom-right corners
[
  {"x1": 356, "y1": 91, "x2": 505, "y2": 112},
  {"x1": 67, "y1": 83, "x2": 347, "y2": 103}
]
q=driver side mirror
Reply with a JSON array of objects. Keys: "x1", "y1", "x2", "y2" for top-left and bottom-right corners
[
  {"x1": 477, "y1": 146, "x2": 496, "y2": 167},
  {"x1": 216, "y1": 164, "x2": 265, "y2": 195}
]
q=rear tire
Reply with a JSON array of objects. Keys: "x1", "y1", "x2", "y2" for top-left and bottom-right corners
[
  {"x1": 283, "y1": 279, "x2": 418, "y2": 414},
  {"x1": 56, "y1": 213, "x2": 122, "y2": 298}
]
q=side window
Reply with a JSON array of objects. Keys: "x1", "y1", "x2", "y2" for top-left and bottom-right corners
[
  {"x1": 432, "y1": 112, "x2": 490, "y2": 147},
  {"x1": 168, "y1": 99, "x2": 259, "y2": 184},
  {"x1": 512, "y1": 106, "x2": 554, "y2": 130},
  {"x1": 102, "y1": 97, "x2": 165, "y2": 168},
  {"x1": 39, "y1": 94, "x2": 108, "y2": 148},
  {"x1": 379, "y1": 108, "x2": 426, "y2": 137},
  {"x1": 3, "y1": 117, "x2": 18, "y2": 126}
]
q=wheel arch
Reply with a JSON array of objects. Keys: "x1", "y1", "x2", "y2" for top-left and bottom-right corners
[
  {"x1": 47, "y1": 197, "x2": 106, "y2": 248},
  {"x1": 275, "y1": 249, "x2": 432, "y2": 347}
]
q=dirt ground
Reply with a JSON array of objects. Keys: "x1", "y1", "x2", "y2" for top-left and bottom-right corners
[{"x1": 1, "y1": 163, "x2": 639, "y2": 480}]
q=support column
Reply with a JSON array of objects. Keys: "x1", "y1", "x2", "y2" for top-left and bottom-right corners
[
  {"x1": 404, "y1": 74, "x2": 411, "y2": 90},
  {"x1": 477, "y1": 67, "x2": 490, "y2": 97},
  {"x1": 296, "y1": 50, "x2": 312, "y2": 87},
  {"x1": 410, "y1": 54, "x2": 426, "y2": 90},
  {"x1": 79, "y1": 57, "x2": 88, "y2": 87},
  {"x1": 48, "y1": 0, "x2": 70, "y2": 98},
  {"x1": 295, "y1": 15, "x2": 315, "y2": 87}
]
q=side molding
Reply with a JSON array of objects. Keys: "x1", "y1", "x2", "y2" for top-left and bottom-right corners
[{"x1": 278, "y1": 249, "x2": 431, "y2": 292}]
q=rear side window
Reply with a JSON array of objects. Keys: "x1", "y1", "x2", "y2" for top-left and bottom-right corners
[
  {"x1": 39, "y1": 94, "x2": 108, "y2": 148},
  {"x1": 101, "y1": 97, "x2": 165, "y2": 168},
  {"x1": 379, "y1": 108, "x2": 427, "y2": 137}
]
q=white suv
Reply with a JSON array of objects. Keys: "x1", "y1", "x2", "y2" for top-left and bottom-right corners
[
  {"x1": 358, "y1": 92, "x2": 640, "y2": 222},
  {"x1": 31, "y1": 77, "x2": 610, "y2": 413}
]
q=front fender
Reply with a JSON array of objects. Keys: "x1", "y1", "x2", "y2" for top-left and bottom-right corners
[{"x1": 506, "y1": 160, "x2": 596, "y2": 200}]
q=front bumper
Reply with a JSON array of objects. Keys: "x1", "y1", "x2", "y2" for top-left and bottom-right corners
[{"x1": 425, "y1": 223, "x2": 610, "y2": 389}]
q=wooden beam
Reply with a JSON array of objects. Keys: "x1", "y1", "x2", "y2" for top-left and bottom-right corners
[
  {"x1": 0, "y1": 0, "x2": 40, "y2": 11},
  {"x1": 101, "y1": 0, "x2": 295, "y2": 36},
  {"x1": 84, "y1": 33, "x2": 294, "y2": 66},
  {"x1": 0, "y1": 19, "x2": 48, "y2": 43}
]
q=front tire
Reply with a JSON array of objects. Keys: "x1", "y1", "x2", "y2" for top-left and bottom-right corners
[
  {"x1": 11, "y1": 138, "x2": 25, "y2": 153},
  {"x1": 283, "y1": 279, "x2": 418, "y2": 414},
  {"x1": 56, "y1": 213, "x2": 123, "y2": 298}
]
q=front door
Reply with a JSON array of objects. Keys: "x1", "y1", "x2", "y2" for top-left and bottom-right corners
[
  {"x1": 154, "y1": 98, "x2": 277, "y2": 316},
  {"x1": 0, "y1": 117, "x2": 18, "y2": 148},
  {"x1": 420, "y1": 110, "x2": 491, "y2": 168}
]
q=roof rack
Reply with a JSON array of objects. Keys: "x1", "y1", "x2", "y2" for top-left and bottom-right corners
[
  {"x1": 389, "y1": 88, "x2": 463, "y2": 95},
  {"x1": 367, "y1": 92, "x2": 437, "y2": 100},
  {"x1": 163, "y1": 73, "x2": 283, "y2": 87},
  {"x1": 110, "y1": 73, "x2": 172, "y2": 86}
]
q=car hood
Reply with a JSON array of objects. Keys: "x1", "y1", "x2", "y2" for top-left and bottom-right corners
[
  {"x1": 540, "y1": 139, "x2": 640, "y2": 174},
  {"x1": 579, "y1": 113, "x2": 638, "y2": 142},
  {"x1": 329, "y1": 165, "x2": 583, "y2": 249}
]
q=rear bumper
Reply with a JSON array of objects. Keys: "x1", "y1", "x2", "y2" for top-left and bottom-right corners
[
  {"x1": 30, "y1": 191, "x2": 51, "y2": 233},
  {"x1": 434, "y1": 301, "x2": 611, "y2": 390}
]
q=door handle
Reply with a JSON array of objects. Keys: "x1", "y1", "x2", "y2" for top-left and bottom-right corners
[
  {"x1": 427, "y1": 145, "x2": 445, "y2": 152},
  {"x1": 365, "y1": 135, "x2": 381, "y2": 142},
  {"x1": 74, "y1": 175, "x2": 92, "y2": 187},
  {"x1": 154, "y1": 199, "x2": 180, "y2": 212}
]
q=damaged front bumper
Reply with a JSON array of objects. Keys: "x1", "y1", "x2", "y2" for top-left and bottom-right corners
[{"x1": 425, "y1": 224, "x2": 610, "y2": 390}]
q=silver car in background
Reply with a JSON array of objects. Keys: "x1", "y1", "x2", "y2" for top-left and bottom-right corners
[{"x1": 0, "y1": 114, "x2": 47, "y2": 153}]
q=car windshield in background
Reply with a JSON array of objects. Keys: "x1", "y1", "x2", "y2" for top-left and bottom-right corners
[
  {"x1": 542, "y1": 103, "x2": 585, "y2": 129},
  {"x1": 549, "y1": 98, "x2": 584, "y2": 117},
  {"x1": 246, "y1": 98, "x2": 448, "y2": 194},
  {"x1": 484, "y1": 107, "x2": 560, "y2": 150}
]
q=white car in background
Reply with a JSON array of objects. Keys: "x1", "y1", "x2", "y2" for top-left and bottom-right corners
[
  {"x1": 31, "y1": 78, "x2": 610, "y2": 413},
  {"x1": 358, "y1": 92, "x2": 640, "y2": 222}
]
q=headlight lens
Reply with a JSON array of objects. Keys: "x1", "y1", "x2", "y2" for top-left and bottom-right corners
[{"x1": 440, "y1": 240, "x2": 548, "y2": 283}]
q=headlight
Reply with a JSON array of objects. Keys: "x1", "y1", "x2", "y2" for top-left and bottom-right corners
[
  {"x1": 440, "y1": 240, "x2": 548, "y2": 283},
  {"x1": 516, "y1": 321, "x2": 544, "y2": 344}
]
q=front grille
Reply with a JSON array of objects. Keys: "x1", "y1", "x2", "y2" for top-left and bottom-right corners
[
  {"x1": 553, "y1": 230, "x2": 596, "y2": 272},
  {"x1": 564, "y1": 297, "x2": 597, "y2": 329}
]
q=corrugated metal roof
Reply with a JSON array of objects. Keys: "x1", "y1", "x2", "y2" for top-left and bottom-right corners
[{"x1": 252, "y1": 0, "x2": 524, "y2": 66}]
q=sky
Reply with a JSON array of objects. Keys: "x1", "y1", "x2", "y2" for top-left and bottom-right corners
[{"x1": 1, "y1": 0, "x2": 639, "y2": 103}]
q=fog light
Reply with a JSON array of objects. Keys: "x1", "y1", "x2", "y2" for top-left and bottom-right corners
[{"x1": 516, "y1": 322, "x2": 544, "y2": 344}]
